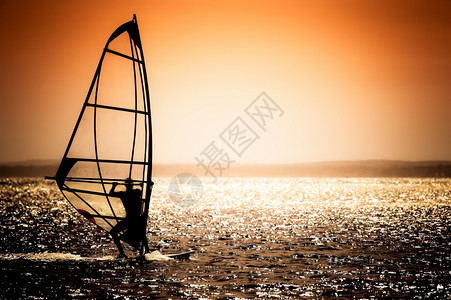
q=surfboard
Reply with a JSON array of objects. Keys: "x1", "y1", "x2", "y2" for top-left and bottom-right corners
[
  {"x1": 164, "y1": 250, "x2": 195, "y2": 260},
  {"x1": 144, "y1": 250, "x2": 194, "y2": 261}
]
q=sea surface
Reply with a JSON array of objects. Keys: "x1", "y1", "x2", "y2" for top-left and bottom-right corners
[{"x1": 0, "y1": 177, "x2": 450, "y2": 299}]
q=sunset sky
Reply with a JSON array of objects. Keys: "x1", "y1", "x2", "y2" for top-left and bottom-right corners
[{"x1": 0, "y1": 0, "x2": 450, "y2": 165}]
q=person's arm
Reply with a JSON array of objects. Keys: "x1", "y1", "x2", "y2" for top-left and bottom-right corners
[{"x1": 109, "y1": 182, "x2": 119, "y2": 197}]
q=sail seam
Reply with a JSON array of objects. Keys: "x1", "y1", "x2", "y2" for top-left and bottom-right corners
[
  {"x1": 92, "y1": 52, "x2": 118, "y2": 221},
  {"x1": 129, "y1": 35, "x2": 139, "y2": 179}
]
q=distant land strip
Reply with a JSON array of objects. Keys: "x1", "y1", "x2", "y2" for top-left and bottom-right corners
[{"x1": 0, "y1": 160, "x2": 450, "y2": 178}]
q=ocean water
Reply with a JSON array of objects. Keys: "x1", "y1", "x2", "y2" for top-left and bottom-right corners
[{"x1": 0, "y1": 177, "x2": 450, "y2": 299}]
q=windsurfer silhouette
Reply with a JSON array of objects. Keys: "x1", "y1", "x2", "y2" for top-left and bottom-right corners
[{"x1": 109, "y1": 177, "x2": 149, "y2": 258}]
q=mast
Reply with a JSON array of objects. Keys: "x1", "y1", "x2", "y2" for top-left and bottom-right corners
[{"x1": 132, "y1": 13, "x2": 154, "y2": 253}]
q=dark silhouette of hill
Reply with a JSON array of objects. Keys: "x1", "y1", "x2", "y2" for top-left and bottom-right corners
[
  {"x1": 1, "y1": 160, "x2": 450, "y2": 178},
  {"x1": 153, "y1": 160, "x2": 451, "y2": 178}
]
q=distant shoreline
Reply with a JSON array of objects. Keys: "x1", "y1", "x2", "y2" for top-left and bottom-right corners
[{"x1": 1, "y1": 160, "x2": 450, "y2": 178}]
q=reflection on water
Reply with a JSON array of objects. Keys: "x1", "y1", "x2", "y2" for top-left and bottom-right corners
[{"x1": 1, "y1": 177, "x2": 450, "y2": 298}]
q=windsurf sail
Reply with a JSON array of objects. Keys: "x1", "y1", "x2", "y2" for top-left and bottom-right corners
[{"x1": 47, "y1": 15, "x2": 153, "y2": 253}]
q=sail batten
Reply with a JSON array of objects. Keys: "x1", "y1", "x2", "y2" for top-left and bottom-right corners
[
  {"x1": 85, "y1": 103, "x2": 147, "y2": 115},
  {"x1": 64, "y1": 158, "x2": 148, "y2": 165},
  {"x1": 61, "y1": 187, "x2": 113, "y2": 197},
  {"x1": 105, "y1": 48, "x2": 143, "y2": 63},
  {"x1": 49, "y1": 15, "x2": 153, "y2": 253},
  {"x1": 64, "y1": 177, "x2": 147, "y2": 184}
]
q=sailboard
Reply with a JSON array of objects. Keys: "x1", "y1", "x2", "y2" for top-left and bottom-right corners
[{"x1": 47, "y1": 15, "x2": 153, "y2": 254}]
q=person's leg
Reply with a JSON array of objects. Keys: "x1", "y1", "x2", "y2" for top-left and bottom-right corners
[
  {"x1": 128, "y1": 219, "x2": 149, "y2": 255},
  {"x1": 140, "y1": 233, "x2": 150, "y2": 255},
  {"x1": 110, "y1": 221, "x2": 127, "y2": 257}
]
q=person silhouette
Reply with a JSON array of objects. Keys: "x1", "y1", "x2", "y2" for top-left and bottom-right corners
[{"x1": 109, "y1": 177, "x2": 149, "y2": 258}]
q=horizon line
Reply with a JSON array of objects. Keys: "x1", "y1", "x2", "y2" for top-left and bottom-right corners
[{"x1": 2, "y1": 158, "x2": 451, "y2": 166}]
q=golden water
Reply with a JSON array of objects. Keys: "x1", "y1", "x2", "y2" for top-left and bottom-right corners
[{"x1": 1, "y1": 177, "x2": 449, "y2": 298}]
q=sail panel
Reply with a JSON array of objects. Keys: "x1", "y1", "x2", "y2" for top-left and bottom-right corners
[
  {"x1": 67, "y1": 107, "x2": 96, "y2": 159},
  {"x1": 106, "y1": 29, "x2": 134, "y2": 57},
  {"x1": 94, "y1": 52, "x2": 145, "y2": 111}
]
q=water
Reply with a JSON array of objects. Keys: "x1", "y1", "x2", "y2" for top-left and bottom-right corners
[{"x1": 1, "y1": 177, "x2": 450, "y2": 299}]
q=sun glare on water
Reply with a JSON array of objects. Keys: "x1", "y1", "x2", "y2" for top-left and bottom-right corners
[{"x1": 1, "y1": 177, "x2": 450, "y2": 298}]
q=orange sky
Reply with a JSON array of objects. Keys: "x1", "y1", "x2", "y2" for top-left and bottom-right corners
[{"x1": 0, "y1": 0, "x2": 450, "y2": 164}]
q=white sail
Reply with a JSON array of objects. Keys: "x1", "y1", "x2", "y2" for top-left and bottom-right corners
[{"x1": 49, "y1": 15, "x2": 152, "y2": 252}]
